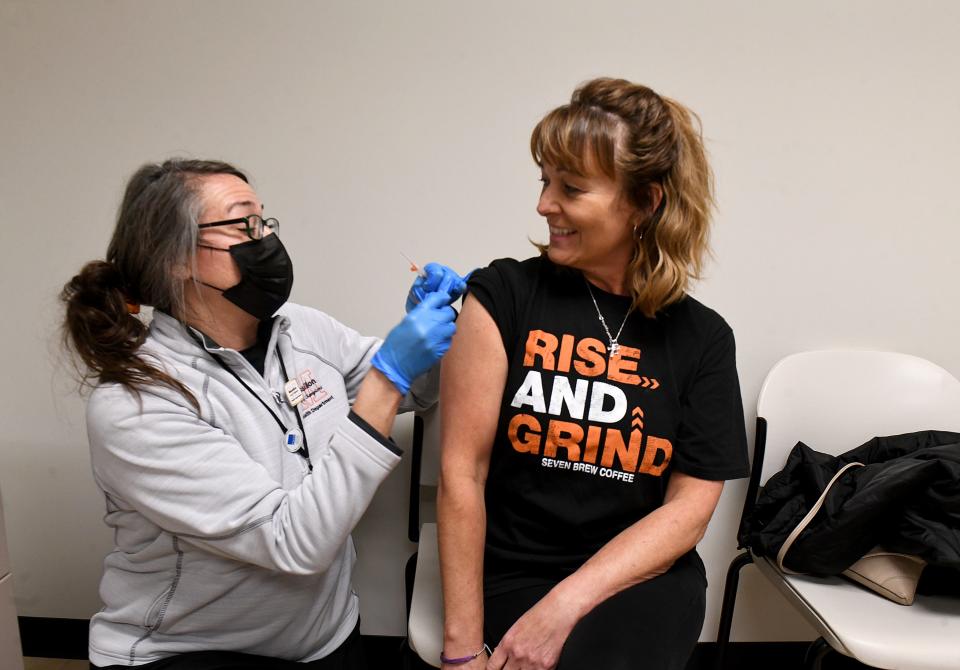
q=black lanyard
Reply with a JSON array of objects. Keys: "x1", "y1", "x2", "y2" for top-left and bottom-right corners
[{"x1": 187, "y1": 329, "x2": 312, "y2": 471}]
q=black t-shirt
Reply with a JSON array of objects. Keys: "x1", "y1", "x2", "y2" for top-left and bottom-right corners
[
  {"x1": 239, "y1": 318, "x2": 275, "y2": 376},
  {"x1": 469, "y1": 256, "x2": 749, "y2": 594}
]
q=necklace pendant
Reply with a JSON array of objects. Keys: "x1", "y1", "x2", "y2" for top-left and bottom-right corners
[{"x1": 584, "y1": 278, "x2": 632, "y2": 363}]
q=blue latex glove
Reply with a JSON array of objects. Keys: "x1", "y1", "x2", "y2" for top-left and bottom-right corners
[
  {"x1": 405, "y1": 262, "x2": 470, "y2": 313},
  {"x1": 372, "y1": 291, "x2": 457, "y2": 395}
]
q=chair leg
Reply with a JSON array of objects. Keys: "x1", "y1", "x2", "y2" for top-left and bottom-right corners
[
  {"x1": 713, "y1": 551, "x2": 754, "y2": 670},
  {"x1": 400, "y1": 637, "x2": 434, "y2": 670},
  {"x1": 804, "y1": 637, "x2": 831, "y2": 670},
  {"x1": 399, "y1": 637, "x2": 413, "y2": 670}
]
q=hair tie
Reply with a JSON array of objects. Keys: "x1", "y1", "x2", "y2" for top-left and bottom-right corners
[
  {"x1": 441, "y1": 644, "x2": 491, "y2": 665},
  {"x1": 122, "y1": 289, "x2": 141, "y2": 315}
]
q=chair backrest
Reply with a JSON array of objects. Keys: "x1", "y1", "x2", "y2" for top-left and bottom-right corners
[
  {"x1": 408, "y1": 405, "x2": 442, "y2": 542},
  {"x1": 405, "y1": 406, "x2": 444, "y2": 663},
  {"x1": 755, "y1": 350, "x2": 960, "y2": 486},
  {"x1": 0, "y1": 488, "x2": 26, "y2": 670}
]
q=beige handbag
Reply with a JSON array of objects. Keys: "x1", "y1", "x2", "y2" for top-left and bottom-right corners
[{"x1": 776, "y1": 462, "x2": 927, "y2": 605}]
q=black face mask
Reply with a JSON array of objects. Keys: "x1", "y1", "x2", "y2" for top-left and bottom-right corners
[{"x1": 200, "y1": 235, "x2": 294, "y2": 320}]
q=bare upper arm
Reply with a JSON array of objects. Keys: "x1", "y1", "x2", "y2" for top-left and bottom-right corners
[{"x1": 439, "y1": 294, "x2": 508, "y2": 485}]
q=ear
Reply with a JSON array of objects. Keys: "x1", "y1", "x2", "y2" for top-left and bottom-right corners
[{"x1": 647, "y1": 182, "x2": 664, "y2": 214}]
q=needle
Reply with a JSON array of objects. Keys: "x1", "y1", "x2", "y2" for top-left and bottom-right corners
[{"x1": 400, "y1": 251, "x2": 428, "y2": 278}]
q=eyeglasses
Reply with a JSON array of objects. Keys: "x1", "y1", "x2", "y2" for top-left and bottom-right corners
[{"x1": 198, "y1": 215, "x2": 279, "y2": 240}]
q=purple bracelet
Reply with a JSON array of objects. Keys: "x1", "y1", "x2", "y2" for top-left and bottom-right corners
[{"x1": 441, "y1": 643, "x2": 491, "y2": 665}]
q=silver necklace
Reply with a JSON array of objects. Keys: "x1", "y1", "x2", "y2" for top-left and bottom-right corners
[{"x1": 584, "y1": 279, "x2": 633, "y2": 358}]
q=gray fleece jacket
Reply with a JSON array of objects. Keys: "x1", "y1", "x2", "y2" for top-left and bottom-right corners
[{"x1": 86, "y1": 304, "x2": 435, "y2": 667}]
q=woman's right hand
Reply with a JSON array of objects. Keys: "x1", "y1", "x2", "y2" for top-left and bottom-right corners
[{"x1": 371, "y1": 291, "x2": 457, "y2": 395}]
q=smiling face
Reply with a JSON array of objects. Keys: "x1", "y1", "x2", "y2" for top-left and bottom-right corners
[{"x1": 537, "y1": 159, "x2": 637, "y2": 290}]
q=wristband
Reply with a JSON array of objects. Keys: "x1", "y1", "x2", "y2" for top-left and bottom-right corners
[{"x1": 441, "y1": 643, "x2": 491, "y2": 665}]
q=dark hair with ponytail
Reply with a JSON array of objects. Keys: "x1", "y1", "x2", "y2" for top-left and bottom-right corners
[
  {"x1": 61, "y1": 159, "x2": 248, "y2": 407},
  {"x1": 531, "y1": 77, "x2": 714, "y2": 317}
]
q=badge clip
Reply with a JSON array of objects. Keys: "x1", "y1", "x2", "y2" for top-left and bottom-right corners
[{"x1": 284, "y1": 428, "x2": 304, "y2": 453}]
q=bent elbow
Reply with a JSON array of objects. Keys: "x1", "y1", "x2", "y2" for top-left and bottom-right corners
[{"x1": 266, "y1": 536, "x2": 348, "y2": 577}]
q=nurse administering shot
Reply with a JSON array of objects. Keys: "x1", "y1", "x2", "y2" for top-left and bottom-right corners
[{"x1": 61, "y1": 159, "x2": 467, "y2": 670}]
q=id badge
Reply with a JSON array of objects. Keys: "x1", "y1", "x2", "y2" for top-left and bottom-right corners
[{"x1": 284, "y1": 380, "x2": 304, "y2": 406}]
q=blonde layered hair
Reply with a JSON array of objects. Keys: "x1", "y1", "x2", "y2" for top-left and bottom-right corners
[{"x1": 531, "y1": 78, "x2": 714, "y2": 317}]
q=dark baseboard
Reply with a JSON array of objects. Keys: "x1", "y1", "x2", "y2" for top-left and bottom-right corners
[
  {"x1": 19, "y1": 616, "x2": 88, "y2": 660},
  {"x1": 18, "y1": 617, "x2": 875, "y2": 668}
]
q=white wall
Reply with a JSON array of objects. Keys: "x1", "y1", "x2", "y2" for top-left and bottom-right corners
[{"x1": 1, "y1": 0, "x2": 958, "y2": 641}]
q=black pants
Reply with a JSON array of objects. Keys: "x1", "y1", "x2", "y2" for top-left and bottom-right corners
[
  {"x1": 91, "y1": 620, "x2": 366, "y2": 670},
  {"x1": 484, "y1": 552, "x2": 706, "y2": 670}
]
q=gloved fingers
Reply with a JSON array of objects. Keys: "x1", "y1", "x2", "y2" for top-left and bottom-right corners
[
  {"x1": 452, "y1": 268, "x2": 473, "y2": 298},
  {"x1": 437, "y1": 273, "x2": 466, "y2": 299},
  {"x1": 418, "y1": 290, "x2": 453, "y2": 311},
  {"x1": 426, "y1": 326, "x2": 456, "y2": 360},
  {"x1": 439, "y1": 305, "x2": 457, "y2": 323},
  {"x1": 422, "y1": 262, "x2": 447, "y2": 285},
  {"x1": 418, "y1": 297, "x2": 459, "y2": 325},
  {"x1": 406, "y1": 264, "x2": 464, "y2": 313},
  {"x1": 432, "y1": 319, "x2": 456, "y2": 341},
  {"x1": 410, "y1": 297, "x2": 456, "y2": 350},
  {"x1": 422, "y1": 262, "x2": 468, "y2": 301},
  {"x1": 405, "y1": 277, "x2": 427, "y2": 313},
  {"x1": 433, "y1": 341, "x2": 452, "y2": 359}
]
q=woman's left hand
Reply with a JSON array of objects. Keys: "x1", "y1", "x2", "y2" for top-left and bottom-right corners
[{"x1": 486, "y1": 593, "x2": 579, "y2": 670}]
